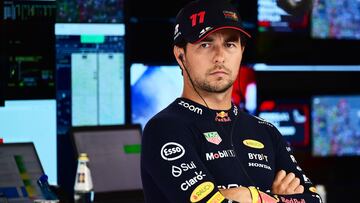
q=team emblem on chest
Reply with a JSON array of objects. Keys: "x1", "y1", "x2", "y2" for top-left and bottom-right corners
[
  {"x1": 215, "y1": 111, "x2": 231, "y2": 122},
  {"x1": 203, "y1": 131, "x2": 222, "y2": 145}
]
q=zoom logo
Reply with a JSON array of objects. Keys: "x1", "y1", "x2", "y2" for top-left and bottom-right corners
[
  {"x1": 178, "y1": 100, "x2": 203, "y2": 115},
  {"x1": 161, "y1": 142, "x2": 185, "y2": 161}
]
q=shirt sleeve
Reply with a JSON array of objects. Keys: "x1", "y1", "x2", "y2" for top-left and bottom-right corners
[
  {"x1": 257, "y1": 125, "x2": 323, "y2": 203},
  {"x1": 141, "y1": 116, "x2": 233, "y2": 203}
]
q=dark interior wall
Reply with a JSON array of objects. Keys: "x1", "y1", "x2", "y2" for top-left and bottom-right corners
[{"x1": 256, "y1": 71, "x2": 360, "y2": 99}]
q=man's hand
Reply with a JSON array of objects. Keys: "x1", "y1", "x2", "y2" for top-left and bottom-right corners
[
  {"x1": 272, "y1": 170, "x2": 304, "y2": 195},
  {"x1": 219, "y1": 187, "x2": 252, "y2": 203}
]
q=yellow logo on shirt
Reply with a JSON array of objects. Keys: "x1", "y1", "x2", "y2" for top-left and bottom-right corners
[
  {"x1": 190, "y1": 182, "x2": 214, "y2": 202},
  {"x1": 243, "y1": 139, "x2": 264, "y2": 149},
  {"x1": 206, "y1": 191, "x2": 225, "y2": 203},
  {"x1": 309, "y1": 187, "x2": 317, "y2": 193}
]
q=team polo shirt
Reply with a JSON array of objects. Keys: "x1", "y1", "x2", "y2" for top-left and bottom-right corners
[{"x1": 141, "y1": 98, "x2": 322, "y2": 203}]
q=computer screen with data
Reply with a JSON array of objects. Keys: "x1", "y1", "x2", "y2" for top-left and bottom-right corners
[
  {"x1": 311, "y1": 0, "x2": 360, "y2": 40},
  {"x1": 0, "y1": 100, "x2": 57, "y2": 184},
  {"x1": 2, "y1": 0, "x2": 56, "y2": 99},
  {"x1": 56, "y1": 23, "x2": 125, "y2": 135},
  {"x1": 312, "y1": 95, "x2": 360, "y2": 156},
  {"x1": 0, "y1": 143, "x2": 46, "y2": 203},
  {"x1": 71, "y1": 125, "x2": 142, "y2": 193},
  {"x1": 56, "y1": 0, "x2": 124, "y2": 23},
  {"x1": 257, "y1": 99, "x2": 310, "y2": 147},
  {"x1": 257, "y1": 0, "x2": 310, "y2": 33}
]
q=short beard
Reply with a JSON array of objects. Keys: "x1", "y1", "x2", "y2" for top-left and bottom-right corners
[{"x1": 195, "y1": 78, "x2": 234, "y2": 93}]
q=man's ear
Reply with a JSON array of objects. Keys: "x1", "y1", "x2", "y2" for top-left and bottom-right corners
[
  {"x1": 173, "y1": 46, "x2": 185, "y2": 75},
  {"x1": 174, "y1": 45, "x2": 185, "y2": 61}
]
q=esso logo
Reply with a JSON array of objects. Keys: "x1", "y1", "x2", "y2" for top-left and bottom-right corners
[{"x1": 160, "y1": 142, "x2": 185, "y2": 161}]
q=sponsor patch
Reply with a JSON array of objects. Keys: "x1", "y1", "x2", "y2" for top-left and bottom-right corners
[
  {"x1": 174, "y1": 24, "x2": 181, "y2": 40},
  {"x1": 190, "y1": 182, "x2": 214, "y2": 202},
  {"x1": 205, "y1": 149, "x2": 236, "y2": 161},
  {"x1": 309, "y1": 187, "x2": 317, "y2": 193},
  {"x1": 206, "y1": 191, "x2": 225, "y2": 203},
  {"x1": 160, "y1": 142, "x2": 185, "y2": 161},
  {"x1": 233, "y1": 105, "x2": 238, "y2": 116},
  {"x1": 254, "y1": 116, "x2": 274, "y2": 127},
  {"x1": 199, "y1": 26, "x2": 213, "y2": 38},
  {"x1": 248, "y1": 153, "x2": 269, "y2": 162},
  {"x1": 280, "y1": 196, "x2": 305, "y2": 203},
  {"x1": 223, "y1": 11, "x2": 238, "y2": 21},
  {"x1": 174, "y1": 24, "x2": 179, "y2": 35},
  {"x1": 290, "y1": 155, "x2": 297, "y2": 163},
  {"x1": 243, "y1": 139, "x2": 264, "y2": 149},
  {"x1": 203, "y1": 132, "x2": 222, "y2": 145},
  {"x1": 178, "y1": 100, "x2": 203, "y2": 115},
  {"x1": 215, "y1": 111, "x2": 231, "y2": 122},
  {"x1": 302, "y1": 174, "x2": 312, "y2": 184},
  {"x1": 181, "y1": 171, "x2": 206, "y2": 191},
  {"x1": 172, "y1": 161, "x2": 196, "y2": 177},
  {"x1": 248, "y1": 162, "x2": 272, "y2": 170}
]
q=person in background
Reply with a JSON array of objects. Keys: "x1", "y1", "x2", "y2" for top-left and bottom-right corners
[{"x1": 141, "y1": 0, "x2": 322, "y2": 202}]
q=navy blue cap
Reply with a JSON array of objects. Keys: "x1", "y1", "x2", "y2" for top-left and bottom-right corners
[{"x1": 173, "y1": 0, "x2": 251, "y2": 44}]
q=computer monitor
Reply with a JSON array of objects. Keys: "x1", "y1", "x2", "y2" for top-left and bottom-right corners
[
  {"x1": 311, "y1": 0, "x2": 360, "y2": 40},
  {"x1": 258, "y1": 99, "x2": 310, "y2": 147},
  {"x1": 0, "y1": 100, "x2": 57, "y2": 184},
  {"x1": 56, "y1": 23, "x2": 126, "y2": 133},
  {"x1": 253, "y1": 64, "x2": 360, "y2": 71},
  {"x1": 71, "y1": 125, "x2": 143, "y2": 201},
  {"x1": 2, "y1": 0, "x2": 56, "y2": 99},
  {"x1": 130, "y1": 63, "x2": 183, "y2": 129},
  {"x1": 257, "y1": 0, "x2": 311, "y2": 32},
  {"x1": 0, "y1": 143, "x2": 46, "y2": 203},
  {"x1": 312, "y1": 95, "x2": 360, "y2": 156},
  {"x1": 56, "y1": 0, "x2": 124, "y2": 23}
]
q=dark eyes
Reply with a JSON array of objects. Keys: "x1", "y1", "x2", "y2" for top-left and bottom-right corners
[
  {"x1": 225, "y1": 43, "x2": 237, "y2": 48},
  {"x1": 199, "y1": 42, "x2": 237, "y2": 48},
  {"x1": 199, "y1": 43, "x2": 210, "y2": 48}
]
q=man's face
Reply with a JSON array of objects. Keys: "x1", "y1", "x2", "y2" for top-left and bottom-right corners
[{"x1": 184, "y1": 29, "x2": 244, "y2": 94}]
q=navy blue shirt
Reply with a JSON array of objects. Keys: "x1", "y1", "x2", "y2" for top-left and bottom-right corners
[{"x1": 141, "y1": 98, "x2": 322, "y2": 203}]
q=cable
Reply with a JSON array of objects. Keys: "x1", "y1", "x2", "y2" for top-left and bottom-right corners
[{"x1": 179, "y1": 54, "x2": 209, "y2": 109}]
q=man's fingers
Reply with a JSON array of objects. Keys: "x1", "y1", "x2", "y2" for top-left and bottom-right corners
[
  {"x1": 288, "y1": 177, "x2": 301, "y2": 192},
  {"x1": 281, "y1": 172, "x2": 296, "y2": 186},
  {"x1": 294, "y1": 185, "x2": 304, "y2": 194},
  {"x1": 272, "y1": 170, "x2": 305, "y2": 195},
  {"x1": 273, "y1": 170, "x2": 286, "y2": 185}
]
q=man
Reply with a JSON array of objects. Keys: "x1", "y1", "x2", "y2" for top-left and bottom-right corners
[{"x1": 141, "y1": 0, "x2": 322, "y2": 202}]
